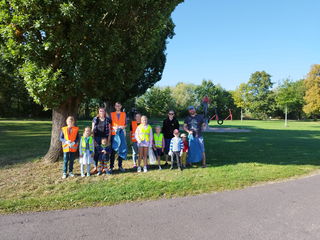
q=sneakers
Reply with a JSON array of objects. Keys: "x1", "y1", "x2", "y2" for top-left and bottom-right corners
[
  {"x1": 97, "y1": 171, "x2": 102, "y2": 176},
  {"x1": 143, "y1": 166, "x2": 148, "y2": 173},
  {"x1": 178, "y1": 167, "x2": 183, "y2": 171},
  {"x1": 170, "y1": 167, "x2": 173, "y2": 170},
  {"x1": 87, "y1": 172, "x2": 91, "y2": 177},
  {"x1": 69, "y1": 172, "x2": 74, "y2": 177},
  {"x1": 81, "y1": 173, "x2": 85, "y2": 177},
  {"x1": 62, "y1": 173, "x2": 67, "y2": 179},
  {"x1": 137, "y1": 166, "x2": 142, "y2": 173},
  {"x1": 119, "y1": 167, "x2": 125, "y2": 173},
  {"x1": 106, "y1": 170, "x2": 111, "y2": 175},
  {"x1": 158, "y1": 166, "x2": 162, "y2": 170}
]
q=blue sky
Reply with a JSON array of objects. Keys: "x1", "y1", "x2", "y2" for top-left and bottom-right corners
[{"x1": 158, "y1": 0, "x2": 320, "y2": 90}]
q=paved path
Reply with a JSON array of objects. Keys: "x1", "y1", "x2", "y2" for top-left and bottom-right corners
[{"x1": 1, "y1": 174, "x2": 320, "y2": 240}]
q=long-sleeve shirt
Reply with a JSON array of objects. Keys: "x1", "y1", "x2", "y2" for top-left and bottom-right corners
[
  {"x1": 169, "y1": 137, "x2": 184, "y2": 152},
  {"x1": 162, "y1": 117, "x2": 180, "y2": 139}
]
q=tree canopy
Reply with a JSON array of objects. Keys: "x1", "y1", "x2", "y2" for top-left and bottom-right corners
[
  {"x1": 0, "y1": 0, "x2": 183, "y2": 162},
  {"x1": 303, "y1": 64, "x2": 320, "y2": 117}
]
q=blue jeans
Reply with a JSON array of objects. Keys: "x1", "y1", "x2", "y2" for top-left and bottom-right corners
[
  {"x1": 63, "y1": 152, "x2": 75, "y2": 174},
  {"x1": 132, "y1": 142, "x2": 138, "y2": 165}
]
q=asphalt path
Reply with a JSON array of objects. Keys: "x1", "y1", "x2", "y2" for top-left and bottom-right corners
[{"x1": 1, "y1": 174, "x2": 320, "y2": 240}]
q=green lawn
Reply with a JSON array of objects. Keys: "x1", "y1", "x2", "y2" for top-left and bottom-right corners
[{"x1": 0, "y1": 119, "x2": 320, "y2": 214}]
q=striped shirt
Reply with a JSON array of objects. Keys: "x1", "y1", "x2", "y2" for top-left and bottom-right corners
[{"x1": 169, "y1": 137, "x2": 184, "y2": 152}]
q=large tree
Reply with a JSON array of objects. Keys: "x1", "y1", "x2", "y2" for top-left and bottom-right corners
[
  {"x1": 0, "y1": 0, "x2": 183, "y2": 162},
  {"x1": 275, "y1": 79, "x2": 305, "y2": 126},
  {"x1": 303, "y1": 64, "x2": 320, "y2": 117},
  {"x1": 246, "y1": 71, "x2": 273, "y2": 119}
]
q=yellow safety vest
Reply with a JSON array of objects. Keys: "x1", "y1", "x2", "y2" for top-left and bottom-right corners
[
  {"x1": 153, "y1": 133, "x2": 164, "y2": 148},
  {"x1": 138, "y1": 125, "x2": 152, "y2": 142}
]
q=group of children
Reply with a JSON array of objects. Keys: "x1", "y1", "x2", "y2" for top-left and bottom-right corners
[{"x1": 60, "y1": 114, "x2": 189, "y2": 179}]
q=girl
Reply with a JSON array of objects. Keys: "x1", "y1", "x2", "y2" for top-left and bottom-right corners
[
  {"x1": 135, "y1": 116, "x2": 153, "y2": 173},
  {"x1": 180, "y1": 133, "x2": 189, "y2": 168},
  {"x1": 79, "y1": 127, "x2": 94, "y2": 177}
]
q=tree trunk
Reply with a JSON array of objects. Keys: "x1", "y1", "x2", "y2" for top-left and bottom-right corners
[
  {"x1": 240, "y1": 108, "x2": 243, "y2": 122},
  {"x1": 284, "y1": 105, "x2": 288, "y2": 127},
  {"x1": 43, "y1": 97, "x2": 81, "y2": 163}
]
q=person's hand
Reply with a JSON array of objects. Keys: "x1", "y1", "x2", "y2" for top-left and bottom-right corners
[
  {"x1": 162, "y1": 148, "x2": 164, "y2": 153},
  {"x1": 153, "y1": 146, "x2": 156, "y2": 151},
  {"x1": 70, "y1": 142, "x2": 75, "y2": 147},
  {"x1": 169, "y1": 151, "x2": 173, "y2": 156}
]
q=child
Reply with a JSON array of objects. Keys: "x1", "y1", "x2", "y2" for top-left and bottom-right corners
[
  {"x1": 130, "y1": 113, "x2": 141, "y2": 168},
  {"x1": 180, "y1": 133, "x2": 189, "y2": 168},
  {"x1": 59, "y1": 116, "x2": 79, "y2": 179},
  {"x1": 96, "y1": 137, "x2": 112, "y2": 175},
  {"x1": 79, "y1": 126, "x2": 94, "y2": 177},
  {"x1": 135, "y1": 115, "x2": 153, "y2": 173},
  {"x1": 169, "y1": 129, "x2": 184, "y2": 171},
  {"x1": 153, "y1": 125, "x2": 165, "y2": 170}
]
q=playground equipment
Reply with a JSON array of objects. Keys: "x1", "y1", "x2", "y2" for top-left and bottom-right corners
[{"x1": 208, "y1": 108, "x2": 233, "y2": 125}]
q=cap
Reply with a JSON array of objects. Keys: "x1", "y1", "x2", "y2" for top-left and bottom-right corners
[
  {"x1": 187, "y1": 106, "x2": 195, "y2": 110},
  {"x1": 180, "y1": 133, "x2": 187, "y2": 138}
]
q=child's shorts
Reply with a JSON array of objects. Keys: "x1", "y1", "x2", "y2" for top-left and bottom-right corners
[{"x1": 154, "y1": 148, "x2": 163, "y2": 157}]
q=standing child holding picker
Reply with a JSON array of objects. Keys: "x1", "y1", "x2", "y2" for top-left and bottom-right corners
[
  {"x1": 180, "y1": 133, "x2": 189, "y2": 168},
  {"x1": 60, "y1": 116, "x2": 79, "y2": 179},
  {"x1": 79, "y1": 127, "x2": 94, "y2": 177},
  {"x1": 135, "y1": 115, "x2": 153, "y2": 173},
  {"x1": 153, "y1": 125, "x2": 165, "y2": 170},
  {"x1": 169, "y1": 129, "x2": 184, "y2": 171}
]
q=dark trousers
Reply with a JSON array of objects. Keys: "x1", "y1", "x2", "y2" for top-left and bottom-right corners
[
  {"x1": 110, "y1": 149, "x2": 123, "y2": 169},
  {"x1": 63, "y1": 152, "x2": 75, "y2": 173}
]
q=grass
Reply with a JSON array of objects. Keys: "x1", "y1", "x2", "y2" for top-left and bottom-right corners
[{"x1": 1, "y1": 119, "x2": 320, "y2": 214}]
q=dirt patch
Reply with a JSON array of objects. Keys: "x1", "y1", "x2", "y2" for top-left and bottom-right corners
[{"x1": 204, "y1": 127, "x2": 251, "y2": 133}]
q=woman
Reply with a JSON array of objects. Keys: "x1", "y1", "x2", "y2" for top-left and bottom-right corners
[
  {"x1": 92, "y1": 107, "x2": 111, "y2": 171},
  {"x1": 162, "y1": 110, "x2": 180, "y2": 165}
]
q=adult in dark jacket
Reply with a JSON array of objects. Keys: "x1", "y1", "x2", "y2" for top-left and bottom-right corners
[
  {"x1": 91, "y1": 107, "x2": 111, "y2": 171},
  {"x1": 162, "y1": 110, "x2": 179, "y2": 165}
]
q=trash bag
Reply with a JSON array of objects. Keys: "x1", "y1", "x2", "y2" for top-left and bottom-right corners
[{"x1": 148, "y1": 146, "x2": 157, "y2": 164}]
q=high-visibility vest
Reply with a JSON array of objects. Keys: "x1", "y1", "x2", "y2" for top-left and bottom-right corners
[
  {"x1": 62, "y1": 126, "x2": 79, "y2": 152},
  {"x1": 137, "y1": 125, "x2": 152, "y2": 142},
  {"x1": 153, "y1": 133, "x2": 164, "y2": 148},
  {"x1": 111, "y1": 112, "x2": 126, "y2": 135},
  {"x1": 80, "y1": 136, "x2": 94, "y2": 154},
  {"x1": 131, "y1": 121, "x2": 139, "y2": 142}
]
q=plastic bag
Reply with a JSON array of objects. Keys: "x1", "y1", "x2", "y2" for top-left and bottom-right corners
[{"x1": 148, "y1": 146, "x2": 156, "y2": 164}]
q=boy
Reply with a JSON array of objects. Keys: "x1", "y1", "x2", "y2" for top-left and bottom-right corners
[
  {"x1": 180, "y1": 133, "x2": 189, "y2": 168},
  {"x1": 169, "y1": 129, "x2": 184, "y2": 171},
  {"x1": 153, "y1": 125, "x2": 165, "y2": 170},
  {"x1": 97, "y1": 137, "x2": 112, "y2": 175},
  {"x1": 60, "y1": 116, "x2": 79, "y2": 179}
]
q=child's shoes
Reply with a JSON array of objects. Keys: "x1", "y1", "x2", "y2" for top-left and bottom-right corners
[
  {"x1": 62, "y1": 173, "x2": 67, "y2": 179},
  {"x1": 69, "y1": 172, "x2": 74, "y2": 177}
]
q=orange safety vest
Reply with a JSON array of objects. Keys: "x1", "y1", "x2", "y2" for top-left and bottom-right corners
[
  {"x1": 61, "y1": 126, "x2": 79, "y2": 152},
  {"x1": 131, "y1": 121, "x2": 140, "y2": 142},
  {"x1": 111, "y1": 112, "x2": 126, "y2": 135}
]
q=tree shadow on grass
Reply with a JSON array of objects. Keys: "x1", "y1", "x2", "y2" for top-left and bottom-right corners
[{"x1": 203, "y1": 127, "x2": 320, "y2": 168}]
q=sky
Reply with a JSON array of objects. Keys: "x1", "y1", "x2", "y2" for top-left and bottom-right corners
[{"x1": 158, "y1": 0, "x2": 320, "y2": 90}]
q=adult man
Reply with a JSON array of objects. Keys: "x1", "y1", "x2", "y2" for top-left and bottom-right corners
[{"x1": 183, "y1": 106, "x2": 206, "y2": 168}]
